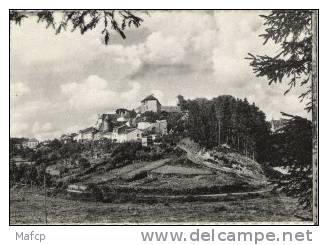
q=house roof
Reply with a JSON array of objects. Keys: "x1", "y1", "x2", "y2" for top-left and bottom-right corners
[
  {"x1": 141, "y1": 94, "x2": 160, "y2": 104},
  {"x1": 29, "y1": 138, "x2": 39, "y2": 142},
  {"x1": 80, "y1": 127, "x2": 97, "y2": 134},
  {"x1": 121, "y1": 128, "x2": 141, "y2": 134},
  {"x1": 113, "y1": 124, "x2": 128, "y2": 133}
]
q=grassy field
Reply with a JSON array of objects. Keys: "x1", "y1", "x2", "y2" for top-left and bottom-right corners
[{"x1": 10, "y1": 186, "x2": 309, "y2": 224}]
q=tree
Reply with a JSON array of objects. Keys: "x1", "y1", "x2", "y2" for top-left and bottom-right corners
[
  {"x1": 246, "y1": 10, "x2": 313, "y2": 111},
  {"x1": 246, "y1": 10, "x2": 316, "y2": 212},
  {"x1": 10, "y1": 10, "x2": 144, "y2": 45},
  {"x1": 273, "y1": 114, "x2": 312, "y2": 210},
  {"x1": 183, "y1": 95, "x2": 270, "y2": 157}
]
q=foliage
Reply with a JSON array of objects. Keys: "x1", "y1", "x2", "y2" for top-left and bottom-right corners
[
  {"x1": 246, "y1": 10, "x2": 315, "y2": 211},
  {"x1": 246, "y1": 10, "x2": 313, "y2": 111},
  {"x1": 181, "y1": 95, "x2": 271, "y2": 162},
  {"x1": 87, "y1": 183, "x2": 104, "y2": 201},
  {"x1": 10, "y1": 163, "x2": 52, "y2": 187},
  {"x1": 78, "y1": 157, "x2": 91, "y2": 169},
  {"x1": 10, "y1": 10, "x2": 145, "y2": 45},
  {"x1": 111, "y1": 142, "x2": 142, "y2": 167},
  {"x1": 272, "y1": 114, "x2": 312, "y2": 210},
  {"x1": 165, "y1": 112, "x2": 186, "y2": 135}
]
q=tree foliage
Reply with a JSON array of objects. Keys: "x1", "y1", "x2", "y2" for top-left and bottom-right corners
[
  {"x1": 272, "y1": 114, "x2": 312, "y2": 210},
  {"x1": 246, "y1": 10, "x2": 313, "y2": 111},
  {"x1": 10, "y1": 10, "x2": 144, "y2": 45},
  {"x1": 181, "y1": 95, "x2": 271, "y2": 162}
]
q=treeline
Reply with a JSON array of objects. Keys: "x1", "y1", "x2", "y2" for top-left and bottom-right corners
[{"x1": 178, "y1": 95, "x2": 271, "y2": 162}]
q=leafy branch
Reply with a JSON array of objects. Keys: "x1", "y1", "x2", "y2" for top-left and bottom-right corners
[{"x1": 10, "y1": 10, "x2": 145, "y2": 45}]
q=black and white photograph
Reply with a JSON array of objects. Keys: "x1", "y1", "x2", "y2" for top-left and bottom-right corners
[{"x1": 9, "y1": 9, "x2": 318, "y2": 225}]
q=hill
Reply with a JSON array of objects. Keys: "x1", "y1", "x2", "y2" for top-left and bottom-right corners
[{"x1": 59, "y1": 138, "x2": 268, "y2": 201}]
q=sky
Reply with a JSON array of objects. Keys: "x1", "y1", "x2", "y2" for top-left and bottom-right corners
[{"x1": 10, "y1": 10, "x2": 310, "y2": 140}]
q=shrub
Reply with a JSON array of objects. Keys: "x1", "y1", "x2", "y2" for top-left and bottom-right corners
[{"x1": 78, "y1": 157, "x2": 90, "y2": 169}]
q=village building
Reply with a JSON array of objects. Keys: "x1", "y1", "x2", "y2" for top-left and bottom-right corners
[
  {"x1": 60, "y1": 134, "x2": 76, "y2": 144},
  {"x1": 100, "y1": 131, "x2": 113, "y2": 140},
  {"x1": 137, "y1": 121, "x2": 153, "y2": 130},
  {"x1": 138, "y1": 94, "x2": 161, "y2": 113},
  {"x1": 116, "y1": 108, "x2": 129, "y2": 117},
  {"x1": 138, "y1": 120, "x2": 168, "y2": 135},
  {"x1": 111, "y1": 125, "x2": 142, "y2": 143},
  {"x1": 141, "y1": 135, "x2": 154, "y2": 147},
  {"x1": 78, "y1": 127, "x2": 98, "y2": 142},
  {"x1": 67, "y1": 183, "x2": 88, "y2": 194},
  {"x1": 22, "y1": 138, "x2": 39, "y2": 149}
]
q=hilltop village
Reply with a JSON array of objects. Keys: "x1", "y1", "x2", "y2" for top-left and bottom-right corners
[
  {"x1": 60, "y1": 94, "x2": 181, "y2": 146},
  {"x1": 14, "y1": 94, "x2": 287, "y2": 150}
]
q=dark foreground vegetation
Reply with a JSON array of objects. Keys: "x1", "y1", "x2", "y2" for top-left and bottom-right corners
[{"x1": 11, "y1": 185, "x2": 311, "y2": 224}]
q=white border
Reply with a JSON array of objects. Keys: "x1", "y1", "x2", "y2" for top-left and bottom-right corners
[{"x1": 2, "y1": 0, "x2": 326, "y2": 244}]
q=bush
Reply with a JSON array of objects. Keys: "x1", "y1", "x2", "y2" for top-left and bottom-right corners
[
  {"x1": 78, "y1": 157, "x2": 90, "y2": 169},
  {"x1": 87, "y1": 183, "x2": 103, "y2": 201}
]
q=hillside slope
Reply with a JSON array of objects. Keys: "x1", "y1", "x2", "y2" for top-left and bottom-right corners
[{"x1": 70, "y1": 138, "x2": 268, "y2": 197}]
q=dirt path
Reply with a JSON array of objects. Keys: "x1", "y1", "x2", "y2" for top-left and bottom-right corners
[{"x1": 150, "y1": 189, "x2": 271, "y2": 198}]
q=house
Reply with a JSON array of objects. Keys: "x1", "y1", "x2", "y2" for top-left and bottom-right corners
[
  {"x1": 70, "y1": 133, "x2": 78, "y2": 141},
  {"x1": 139, "y1": 94, "x2": 161, "y2": 113},
  {"x1": 123, "y1": 128, "x2": 143, "y2": 142},
  {"x1": 72, "y1": 133, "x2": 80, "y2": 142},
  {"x1": 112, "y1": 125, "x2": 128, "y2": 141},
  {"x1": 93, "y1": 131, "x2": 102, "y2": 141},
  {"x1": 112, "y1": 126, "x2": 142, "y2": 143},
  {"x1": 141, "y1": 135, "x2": 153, "y2": 147},
  {"x1": 153, "y1": 120, "x2": 168, "y2": 135},
  {"x1": 23, "y1": 138, "x2": 39, "y2": 149},
  {"x1": 137, "y1": 121, "x2": 153, "y2": 130},
  {"x1": 101, "y1": 131, "x2": 113, "y2": 140},
  {"x1": 40, "y1": 140, "x2": 51, "y2": 146},
  {"x1": 116, "y1": 108, "x2": 129, "y2": 117},
  {"x1": 67, "y1": 183, "x2": 88, "y2": 194},
  {"x1": 138, "y1": 120, "x2": 168, "y2": 136},
  {"x1": 60, "y1": 134, "x2": 73, "y2": 144},
  {"x1": 270, "y1": 119, "x2": 288, "y2": 133},
  {"x1": 78, "y1": 127, "x2": 98, "y2": 142}
]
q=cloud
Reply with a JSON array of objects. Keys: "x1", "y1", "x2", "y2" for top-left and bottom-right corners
[
  {"x1": 10, "y1": 10, "x2": 311, "y2": 140},
  {"x1": 122, "y1": 82, "x2": 141, "y2": 102},
  {"x1": 151, "y1": 89, "x2": 164, "y2": 102},
  {"x1": 10, "y1": 122, "x2": 29, "y2": 136},
  {"x1": 143, "y1": 32, "x2": 187, "y2": 64},
  {"x1": 61, "y1": 75, "x2": 141, "y2": 111},
  {"x1": 10, "y1": 82, "x2": 31, "y2": 99}
]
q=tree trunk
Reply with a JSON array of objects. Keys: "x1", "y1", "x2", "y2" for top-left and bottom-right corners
[
  {"x1": 44, "y1": 170, "x2": 47, "y2": 224},
  {"x1": 311, "y1": 10, "x2": 318, "y2": 225}
]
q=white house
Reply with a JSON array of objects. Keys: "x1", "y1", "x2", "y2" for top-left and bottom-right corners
[
  {"x1": 139, "y1": 94, "x2": 161, "y2": 113},
  {"x1": 112, "y1": 126, "x2": 142, "y2": 143},
  {"x1": 23, "y1": 138, "x2": 39, "y2": 149},
  {"x1": 138, "y1": 120, "x2": 168, "y2": 136},
  {"x1": 137, "y1": 121, "x2": 153, "y2": 130}
]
